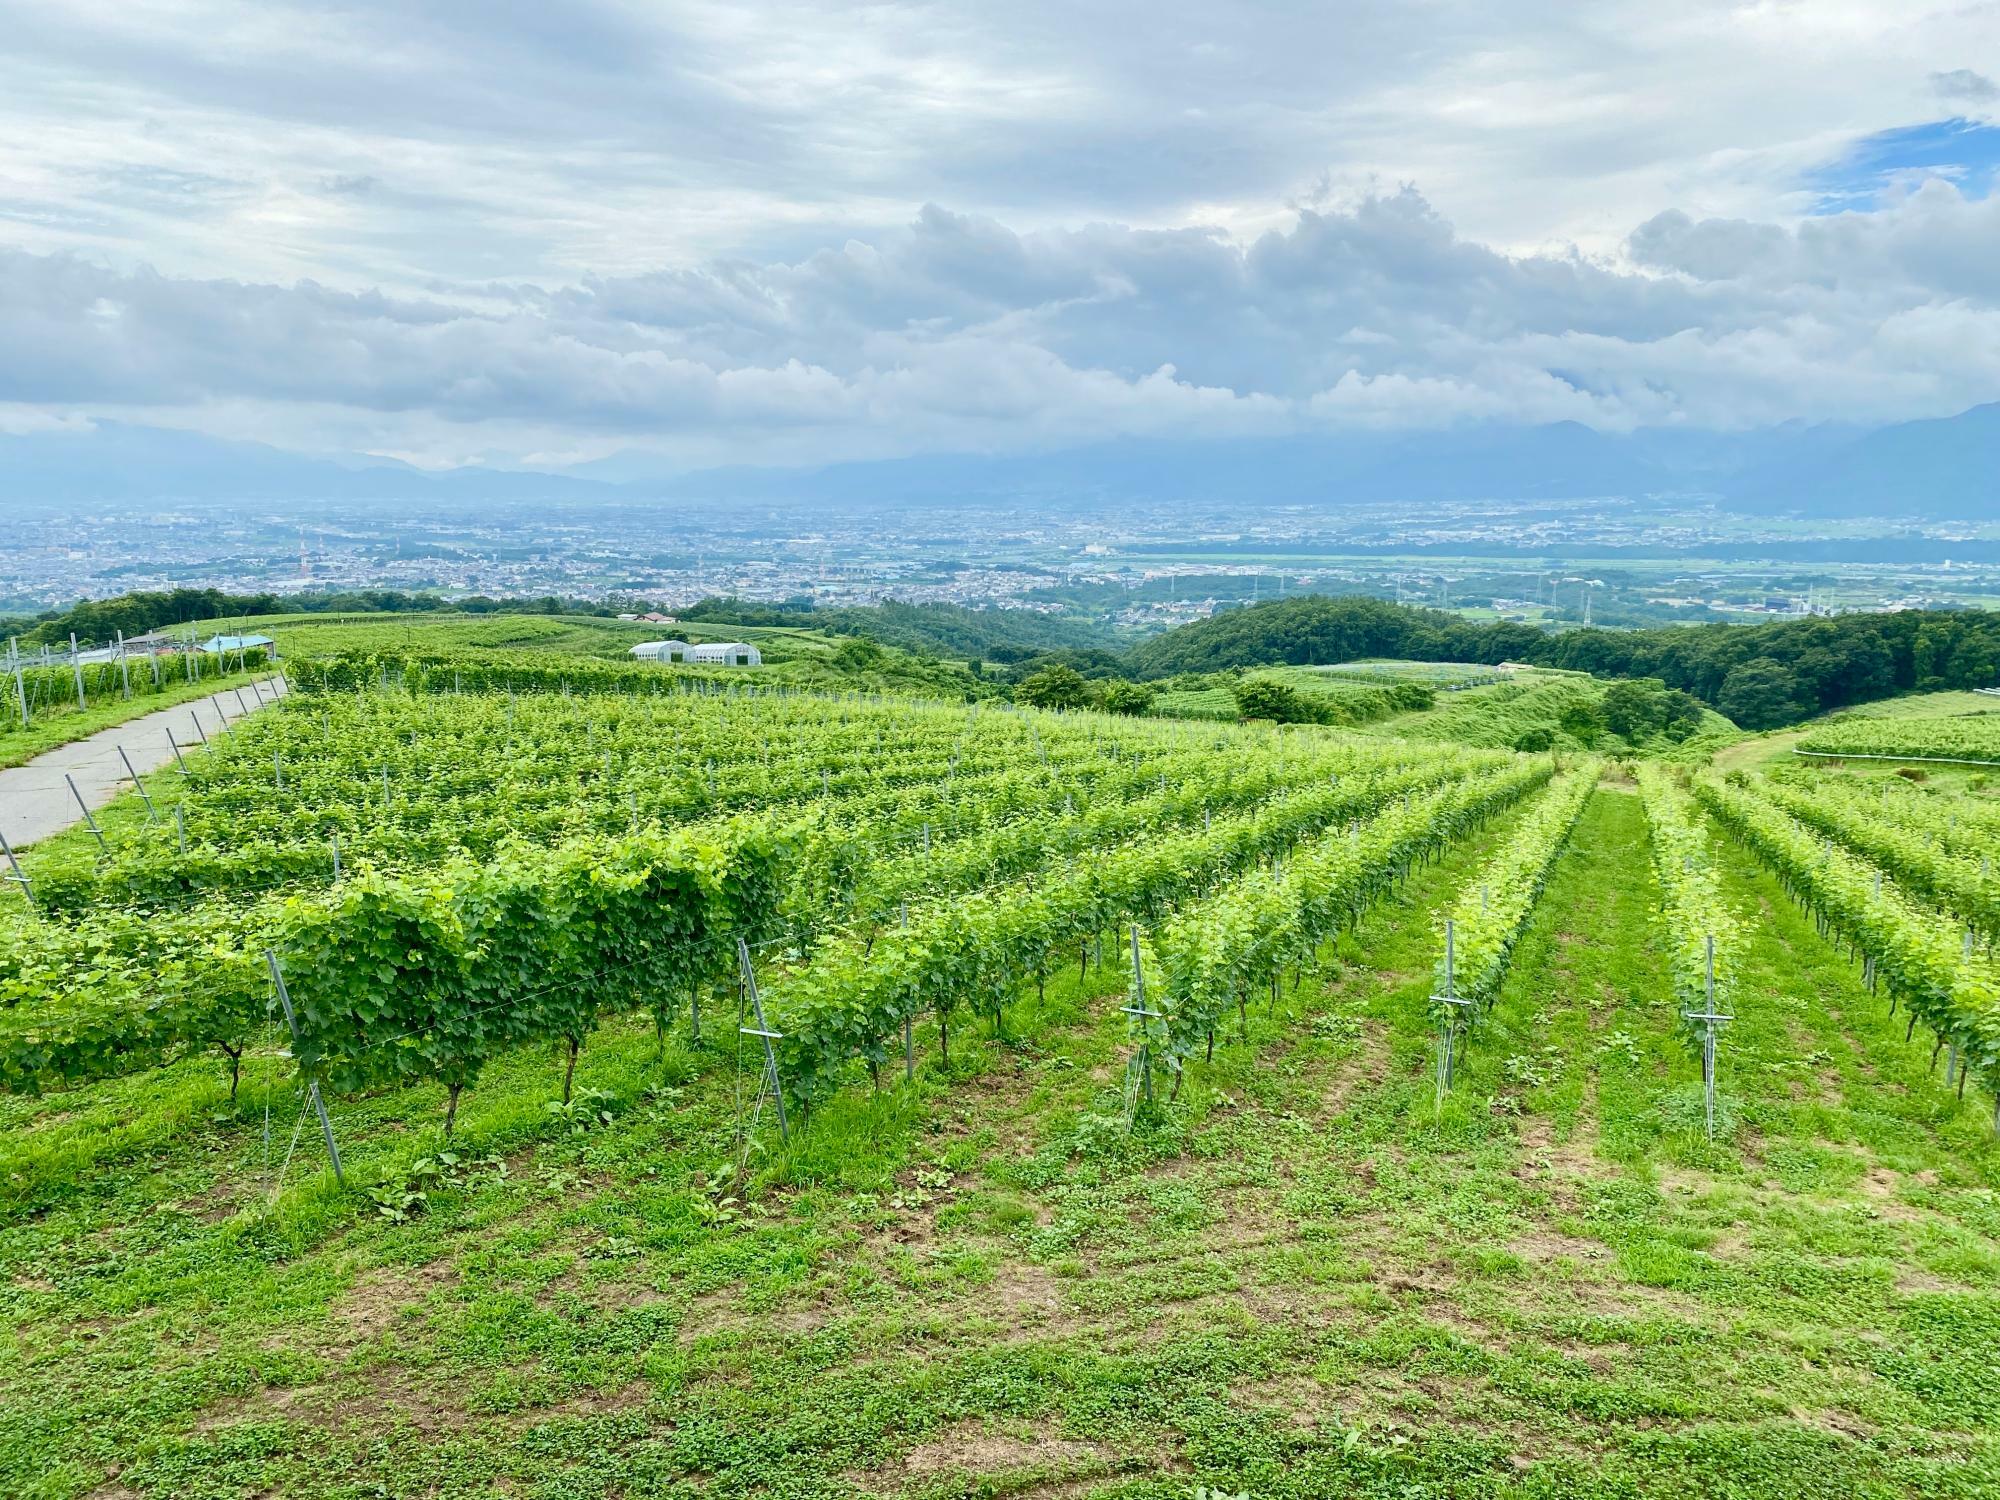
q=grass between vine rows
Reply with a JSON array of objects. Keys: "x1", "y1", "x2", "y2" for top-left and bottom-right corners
[{"x1": 3, "y1": 785, "x2": 1998, "y2": 1498}]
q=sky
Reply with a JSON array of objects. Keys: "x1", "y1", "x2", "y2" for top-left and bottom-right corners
[{"x1": 0, "y1": 0, "x2": 1996, "y2": 474}]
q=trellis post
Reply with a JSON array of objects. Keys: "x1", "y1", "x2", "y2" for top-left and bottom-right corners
[
  {"x1": 266, "y1": 949, "x2": 344, "y2": 1186},
  {"x1": 116, "y1": 745, "x2": 156, "y2": 821},
  {"x1": 66, "y1": 774, "x2": 106, "y2": 850},
  {"x1": 0, "y1": 826, "x2": 31, "y2": 907},
  {"x1": 1120, "y1": 926, "x2": 1165, "y2": 1124},
  {"x1": 1432, "y1": 918, "x2": 1471, "y2": 1103},
  {"x1": 1680, "y1": 934, "x2": 1733, "y2": 1141},
  {"x1": 736, "y1": 936, "x2": 789, "y2": 1145}
]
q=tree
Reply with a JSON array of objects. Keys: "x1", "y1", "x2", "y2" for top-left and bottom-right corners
[
  {"x1": 830, "y1": 635, "x2": 886, "y2": 671},
  {"x1": 1557, "y1": 698, "x2": 1603, "y2": 748},
  {"x1": 1231, "y1": 677, "x2": 1316, "y2": 724},
  {"x1": 1096, "y1": 679, "x2": 1155, "y2": 716},
  {"x1": 1717, "y1": 657, "x2": 1806, "y2": 730},
  {"x1": 1015, "y1": 663, "x2": 1090, "y2": 710},
  {"x1": 1599, "y1": 679, "x2": 1663, "y2": 741},
  {"x1": 1513, "y1": 726, "x2": 1554, "y2": 752}
]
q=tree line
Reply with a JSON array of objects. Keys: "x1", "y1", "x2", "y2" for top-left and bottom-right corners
[{"x1": 1124, "y1": 596, "x2": 2000, "y2": 729}]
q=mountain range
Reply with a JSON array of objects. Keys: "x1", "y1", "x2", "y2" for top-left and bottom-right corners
[{"x1": 1, "y1": 404, "x2": 1992, "y2": 520}]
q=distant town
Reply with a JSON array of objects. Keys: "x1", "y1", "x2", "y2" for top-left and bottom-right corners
[{"x1": 6, "y1": 489, "x2": 1996, "y2": 637}]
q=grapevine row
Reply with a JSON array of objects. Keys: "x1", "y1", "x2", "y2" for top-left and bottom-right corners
[
  {"x1": 1429, "y1": 763, "x2": 1599, "y2": 1027},
  {"x1": 1752, "y1": 773, "x2": 1999, "y2": 945},
  {"x1": 1695, "y1": 775, "x2": 2000, "y2": 1098},
  {"x1": 1151, "y1": 758, "x2": 1557, "y2": 1078},
  {"x1": 764, "y1": 752, "x2": 1517, "y2": 1109},
  {"x1": 1635, "y1": 764, "x2": 1744, "y2": 1047}
]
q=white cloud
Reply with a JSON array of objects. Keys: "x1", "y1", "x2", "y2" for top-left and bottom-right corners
[
  {"x1": 2, "y1": 179, "x2": 1998, "y2": 469},
  {"x1": 0, "y1": 1, "x2": 1995, "y2": 467}
]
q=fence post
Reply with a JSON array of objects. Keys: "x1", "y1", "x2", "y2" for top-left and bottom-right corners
[
  {"x1": 70, "y1": 633, "x2": 85, "y2": 710},
  {"x1": 265, "y1": 949, "x2": 344, "y2": 1187},
  {"x1": 116, "y1": 631, "x2": 130, "y2": 699}
]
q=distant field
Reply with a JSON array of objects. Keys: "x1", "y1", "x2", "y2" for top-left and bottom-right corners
[
  {"x1": 1150, "y1": 684, "x2": 1237, "y2": 720},
  {"x1": 1363, "y1": 675, "x2": 1604, "y2": 749},
  {"x1": 1811, "y1": 689, "x2": 2000, "y2": 721},
  {"x1": 1796, "y1": 713, "x2": 2000, "y2": 767},
  {"x1": 186, "y1": 611, "x2": 834, "y2": 664},
  {"x1": 1313, "y1": 658, "x2": 1515, "y2": 689}
]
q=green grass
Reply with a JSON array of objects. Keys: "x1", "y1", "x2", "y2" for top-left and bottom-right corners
[
  {"x1": 1816, "y1": 690, "x2": 2000, "y2": 722},
  {"x1": 7, "y1": 782, "x2": 1998, "y2": 1496}
]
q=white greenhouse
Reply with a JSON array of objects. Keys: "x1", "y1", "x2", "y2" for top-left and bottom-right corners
[{"x1": 628, "y1": 639, "x2": 761, "y2": 666}]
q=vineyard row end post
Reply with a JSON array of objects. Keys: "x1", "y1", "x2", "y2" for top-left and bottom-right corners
[{"x1": 265, "y1": 949, "x2": 345, "y2": 1187}]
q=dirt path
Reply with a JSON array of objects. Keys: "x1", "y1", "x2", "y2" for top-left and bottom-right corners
[
  {"x1": 1710, "y1": 728, "x2": 1804, "y2": 774},
  {"x1": 0, "y1": 674, "x2": 287, "y2": 849}
]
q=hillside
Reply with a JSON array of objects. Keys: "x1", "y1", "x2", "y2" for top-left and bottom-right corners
[
  {"x1": 5, "y1": 640, "x2": 2000, "y2": 1499},
  {"x1": 1128, "y1": 595, "x2": 2000, "y2": 725},
  {"x1": 11, "y1": 403, "x2": 1997, "y2": 519}
]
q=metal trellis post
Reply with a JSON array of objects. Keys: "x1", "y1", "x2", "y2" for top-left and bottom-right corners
[
  {"x1": 1432, "y1": 919, "x2": 1472, "y2": 1102},
  {"x1": 266, "y1": 949, "x2": 344, "y2": 1186},
  {"x1": 1120, "y1": 926, "x2": 1165, "y2": 1124},
  {"x1": 1680, "y1": 934, "x2": 1733, "y2": 1141},
  {"x1": 116, "y1": 745, "x2": 156, "y2": 821},
  {"x1": 736, "y1": 936, "x2": 790, "y2": 1145},
  {"x1": 0, "y1": 826, "x2": 31, "y2": 907},
  {"x1": 66, "y1": 774, "x2": 106, "y2": 850}
]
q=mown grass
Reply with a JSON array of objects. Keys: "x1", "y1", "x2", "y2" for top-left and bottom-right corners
[{"x1": 4, "y1": 789, "x2": 1998, "y2": 1498}]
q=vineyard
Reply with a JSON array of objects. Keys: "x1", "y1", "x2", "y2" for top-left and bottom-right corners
[
  {"x1": 4, "y1": 652, "x2": 2000, "y2": 1499},
  {"x1": 1796, "y1": 712, "x2": 2000, "y2": 766}
]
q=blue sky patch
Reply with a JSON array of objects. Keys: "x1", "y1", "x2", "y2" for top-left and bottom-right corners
[{"x1": 1807, "y1": 117, "x2": 2000, "y2": 212}]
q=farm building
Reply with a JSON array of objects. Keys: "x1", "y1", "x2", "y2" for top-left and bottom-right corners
[
  {"x1": 688, "y1": 642, "x2": 760, "y2": 666},
  {"x1": 627, "y1": 640, "x2": 761, "y2": 666},
  {"x1": 628, "y1": 639, "x2": 691, "y2": 662}
]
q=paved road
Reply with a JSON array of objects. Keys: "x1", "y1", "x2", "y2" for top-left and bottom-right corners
[{"x1": 0, "y1": 675, "x2": 288, "y2": 851}]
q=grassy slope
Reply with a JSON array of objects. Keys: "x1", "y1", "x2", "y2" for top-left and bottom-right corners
[
  {"x1": 6, "y1": 783, "x2": 1997, "y2": 1496},
  {"x1": 1713, "y1": 687, "x2": 2000, "y2": 781}
]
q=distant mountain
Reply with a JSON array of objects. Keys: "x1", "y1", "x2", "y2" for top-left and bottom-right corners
[
  {"x1": 1724, "y1": 403, "x2": 1998, "y2": 518},
  {"x1": 621, "y1": 422, "x2": 1667, "y2": 509},
  {"x1": 0, "y1": 422, "x2": 613, "y2": 510},
  {"x1": 3, "y1": 404, "x2": 1995, "y2": 519}
]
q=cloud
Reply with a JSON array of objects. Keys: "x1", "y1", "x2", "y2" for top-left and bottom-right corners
[
  {"x1": 3, "y1": 180, "x2": 1999, "y2": 469},
  {"x1": 1932, "y1": 69, "x2": 2000, "y2": 104},
  {"x1": 2, "y1": 0, "x2": 1995, "y2": 286},
  {"x1": 0, "y1": 1, "x2": 1995, "y2": 468}
]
